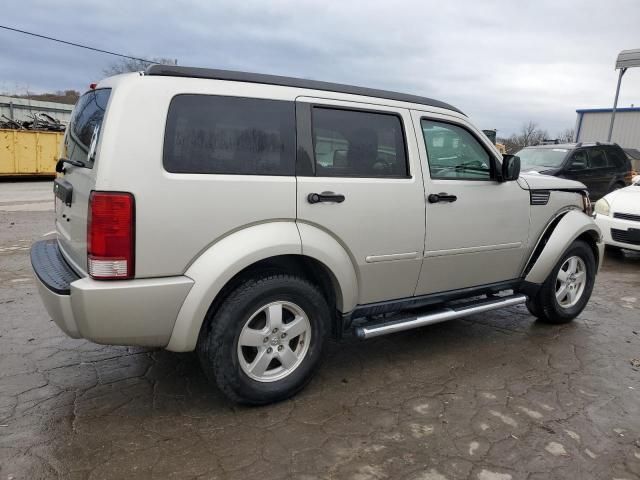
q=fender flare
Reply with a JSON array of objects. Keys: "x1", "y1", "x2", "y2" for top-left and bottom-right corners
[
  {"x1": 165, "y1": 221, "x2": 358, "y2": 352},
  {"x1": 524, "y1": 209, "x2": 603, "y2": 285}
]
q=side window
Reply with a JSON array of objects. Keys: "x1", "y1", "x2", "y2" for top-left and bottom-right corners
[
  {"x1": 421, "y1": 120, "x2": 492, "y2": 180},
  {"x1": 163, "y1": 95, "x2": 296, "y2": 175},
  {"x1": 588, "y1": 148, "x2": 608, "y2": 169},
  {"x1": 606, "y1": 148, "x2": 627, "y2": 168},
  {"x1": 311, "y1": 107, "x2": 408, "y2": 178},
  {"x1": 569, "y1": 150, "x2": 588, "y2": 170}
]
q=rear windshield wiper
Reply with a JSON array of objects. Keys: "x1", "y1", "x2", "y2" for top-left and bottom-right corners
[{"x1": 55, "y1": 157, "x2": 88, "y2": 172}]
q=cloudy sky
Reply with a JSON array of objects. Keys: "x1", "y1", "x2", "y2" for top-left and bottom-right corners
[{"x1": 2, "y1": 0, "x2": 639, "y2": 136}]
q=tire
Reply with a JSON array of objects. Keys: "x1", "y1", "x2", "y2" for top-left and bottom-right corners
[
  {"x1": 197, "y1": 273, "x2": 330, "y2": 405},
  {"x1": 528, "y1": 240, "x2": 596, "y2": 324}
]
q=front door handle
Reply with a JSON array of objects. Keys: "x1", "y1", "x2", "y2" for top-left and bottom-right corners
[
  {"x1": 428, "y1": 192, "x2": 457, "y2": 203},
  {"x1": 308, "y1": 192, "x2": 346, "y2": 204}
]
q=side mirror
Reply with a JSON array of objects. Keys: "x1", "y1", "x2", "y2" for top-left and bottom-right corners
[{"x1": 501, "y1": 154, "x2": 520, "y2": 181}]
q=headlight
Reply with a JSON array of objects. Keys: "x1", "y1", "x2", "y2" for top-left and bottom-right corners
[{"x1": 594, "y1": 198, "x2": 610, "y2": 216}]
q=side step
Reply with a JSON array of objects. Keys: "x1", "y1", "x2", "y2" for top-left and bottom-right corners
[{"x1": 354, "y1": 294, "x2": 527, "y2": 339}]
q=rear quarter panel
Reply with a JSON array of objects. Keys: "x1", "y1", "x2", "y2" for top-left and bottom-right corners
[{"x1": 94, "y1": 77, "x2": 299, "y2": 278}]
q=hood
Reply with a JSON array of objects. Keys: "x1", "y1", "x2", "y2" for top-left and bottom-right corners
[
  {"x1": 519, "y1": 171, "x2": 586, "y2": 191},
  {"x1": 605, "y1": 185, "x2": 640, "y2": 214}
]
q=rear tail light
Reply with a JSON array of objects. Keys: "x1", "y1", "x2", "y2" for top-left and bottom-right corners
[{"x1": 88, "y1": 191, "x2": 135, "y2": 279}]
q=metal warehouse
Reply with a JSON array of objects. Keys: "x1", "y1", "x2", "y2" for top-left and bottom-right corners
[{"x1": 575, "y1": 107, "x2": 640, "y2": 150}]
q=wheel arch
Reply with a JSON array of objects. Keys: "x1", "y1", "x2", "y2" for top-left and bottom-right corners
[
  {"x1": 166, "y1": 222, "x2": 358, "y2": 352},
  {"x1": 523, "y1": 209, "x2": 603, "y2": 285}
]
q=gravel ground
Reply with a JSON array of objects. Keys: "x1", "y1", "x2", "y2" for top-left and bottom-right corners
[{"x1": 1, "y1": 181, "x2": 639, "y2": 480}]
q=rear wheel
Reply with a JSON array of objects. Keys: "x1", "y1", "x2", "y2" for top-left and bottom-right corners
[
  {"x1": 197, "y1": 273, "x2": 330, "y2": 405},
  {"x1": 527, "y1": 240, "x2": 596, "y2": 324}
]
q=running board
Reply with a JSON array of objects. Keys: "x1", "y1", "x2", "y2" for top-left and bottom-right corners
[{"x1": 354, "y1": 294, "x2": 527, "y2": 339}]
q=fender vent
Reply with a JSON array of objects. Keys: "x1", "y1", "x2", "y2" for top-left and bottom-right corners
[{"x1": 530, "y1": 190, "x2": 551, "y2": 205}]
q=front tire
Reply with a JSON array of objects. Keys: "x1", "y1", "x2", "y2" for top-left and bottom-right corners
[
  {"x1": 197, "y1": 273, "x2": 330, "y2": 405},
  {"x1": 527, "y1": 240, "x2": 596, "y2": 324}
]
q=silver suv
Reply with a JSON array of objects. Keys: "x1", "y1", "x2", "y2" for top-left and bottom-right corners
[{"x1": 31, "y1": 66, "x2": 604, "y2": 404}]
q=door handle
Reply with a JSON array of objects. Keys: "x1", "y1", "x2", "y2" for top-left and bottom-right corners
[
  {"x1": 308, "y1": 192, "x2": 346, "y2": 204},
  {"x1": 428, "y1": 192, "x2": 457, "y2": 203}
]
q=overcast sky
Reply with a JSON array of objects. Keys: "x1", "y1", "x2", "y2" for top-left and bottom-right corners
[{"x1": 2, "y1": 0, "x2": 639, "y2": 136}]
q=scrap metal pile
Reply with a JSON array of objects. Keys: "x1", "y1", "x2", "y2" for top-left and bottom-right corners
[{"x1": 0, "y1": 112, "x2": 66, "y2": 132}]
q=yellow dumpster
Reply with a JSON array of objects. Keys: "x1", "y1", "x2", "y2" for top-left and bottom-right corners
[{"x1": 0, "y1": 129, "x2": 63, "y2": 177}]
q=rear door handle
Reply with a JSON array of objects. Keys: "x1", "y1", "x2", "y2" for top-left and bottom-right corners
[
  {"x1": 307, "y1": 192, "x2": 345, "y2": 204},
  {"x1": 428, "y1": 192, "x2": 457, "y2": 203}
]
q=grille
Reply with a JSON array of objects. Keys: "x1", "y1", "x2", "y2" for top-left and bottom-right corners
[
  {"x1": 614, "y1": 212, "x2": 640, "y2": 222},
  {"x1": 611, "y1": 228, "x2": 640, "y2": 246},
  {"x1": 530, "y1": 190, "x2": 550, "y2": 205}
]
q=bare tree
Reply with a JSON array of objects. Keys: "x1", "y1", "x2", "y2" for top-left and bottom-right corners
[
  {"x1": 102, "y1": 57, "x2": 177, "y2": 76},
  {"x1": 503, "y1": 121, "x2": 548, "y2": 153},
  {"x1": 557, "y1": 128, "x2": 575, "y2": 143}
]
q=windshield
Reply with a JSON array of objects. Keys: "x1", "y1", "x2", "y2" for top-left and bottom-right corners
[
  {"x1": 516, "y1": 147, "x2": 569, "y2": 169},
  {"x1": 65, "y1": 88, "x2": 111, "y2": 167}
]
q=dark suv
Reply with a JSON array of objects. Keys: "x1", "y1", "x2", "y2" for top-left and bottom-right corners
[{"x1": 516, "y1": 143, "x2": 633, "y2": 200}]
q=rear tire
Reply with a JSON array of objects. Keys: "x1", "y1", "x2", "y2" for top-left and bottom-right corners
[
  {"x1": 528, "y1": 240, "x2": 596, "y2": 324},
  {"x1": 197, "y1": 273, "x2": 330, "y2": 405}
]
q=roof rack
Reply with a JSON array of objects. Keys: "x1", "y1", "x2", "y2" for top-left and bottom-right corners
[{"x1": 145, "y1": 65, "x2": 464, "y2": 115}]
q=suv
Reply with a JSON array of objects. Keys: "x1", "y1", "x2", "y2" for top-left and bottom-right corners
[
  {"x1": 517, "y1": 142, "x2": 633, "y2": 200},
  {"x1": 31, "y1": 66, "x2": 604, "y2": 405}
]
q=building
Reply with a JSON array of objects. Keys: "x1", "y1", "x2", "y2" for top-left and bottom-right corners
[
  {"x1": 0, "y1": 95, "x2": 73, "y2": 125},
  {"x1": 575, "y1": 107, "x2": 640, "y2": 149},
  {"x1": 575, "y1": 107, "x2": 640, "y2": 170}
]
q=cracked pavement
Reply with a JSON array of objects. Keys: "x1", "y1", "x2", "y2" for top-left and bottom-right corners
[{"x1": 1, "y1": 181, "x2": 640, "y2": 480}]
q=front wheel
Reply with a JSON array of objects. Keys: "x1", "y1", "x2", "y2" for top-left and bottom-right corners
[
  {"x1": 526, "y1": 240, "x2": 596, "y2": 324},
  {"x1": 197, "y1": 273, "x2": 330, "y2": 405}
]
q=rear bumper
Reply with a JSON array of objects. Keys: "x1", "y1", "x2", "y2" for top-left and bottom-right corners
[{"x1": 31, "y1": 239, "x2": 194, "y2": 347}]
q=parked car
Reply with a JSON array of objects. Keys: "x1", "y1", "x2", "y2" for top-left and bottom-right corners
[
  {"x1": 516, "y1": 143, "x2": 633, "y2": 200},
  {"x1": 594, "y1": 176, "x2": 640, "y2": 252},
  {"x1": 32, "y1": 66, "x2": 603, "y2": 405}
]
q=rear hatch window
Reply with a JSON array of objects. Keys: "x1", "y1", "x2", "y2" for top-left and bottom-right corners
[
  {"x1": 65, "y1": 89, "x2": 111, "y2": 167},
  {"x1": 56, "y1": 88, "x2": 111, "y2": 274}
]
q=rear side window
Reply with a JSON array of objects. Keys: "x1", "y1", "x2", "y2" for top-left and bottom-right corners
[
  {"x1": 606, "y1": 147, "x2": 628, "y2": 169},
  {"x1": 311, "y1": 107, "x2": 408, "y2": 177},
  {"x1": 164, "y1": 95, "x2": 295, "y2": 175},
  {"x1": 66, "y1": 88, "x2": 111, "y2": 167},
  {"x1": 588, "y1": 148, "x2": 608, "y2": 168}
]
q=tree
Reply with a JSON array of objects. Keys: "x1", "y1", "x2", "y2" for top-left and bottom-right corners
[
  {"x1": 102, "y1": 57, "x2": 177, "y2": 76},
  {"x1": 557, "y1": 128, "x2": 575, "y2": 143},
  {"x1": 502, "y1": 121, "x2": 548, "y2": 153}
]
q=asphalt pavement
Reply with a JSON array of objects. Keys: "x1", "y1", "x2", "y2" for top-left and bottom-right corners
[{"x1": 1, "y1": 181, "x2": 639, "y2": 480}]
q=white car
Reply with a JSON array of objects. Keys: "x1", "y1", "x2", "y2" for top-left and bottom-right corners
[{"x1": 594, "y1": 178, "x2": 640, "y2": 251}]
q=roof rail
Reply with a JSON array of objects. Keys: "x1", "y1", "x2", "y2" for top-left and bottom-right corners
[{"x1": 144, "y1": 64, "x2": 464, "y2": 115}]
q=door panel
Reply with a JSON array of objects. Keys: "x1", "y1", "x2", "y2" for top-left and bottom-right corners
[
  {"x1": 586, "y1": 148, "x2": 611, "y2": 199},
  {"x1": 411, "y1": 111, "x2": 530, "y2": 295},
  {"x1": 296, "y1": 98, "x2": 426, "y2": 305},
  {"x1": 563, "y1": 150, "x2": 593, "y2": 196}
]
